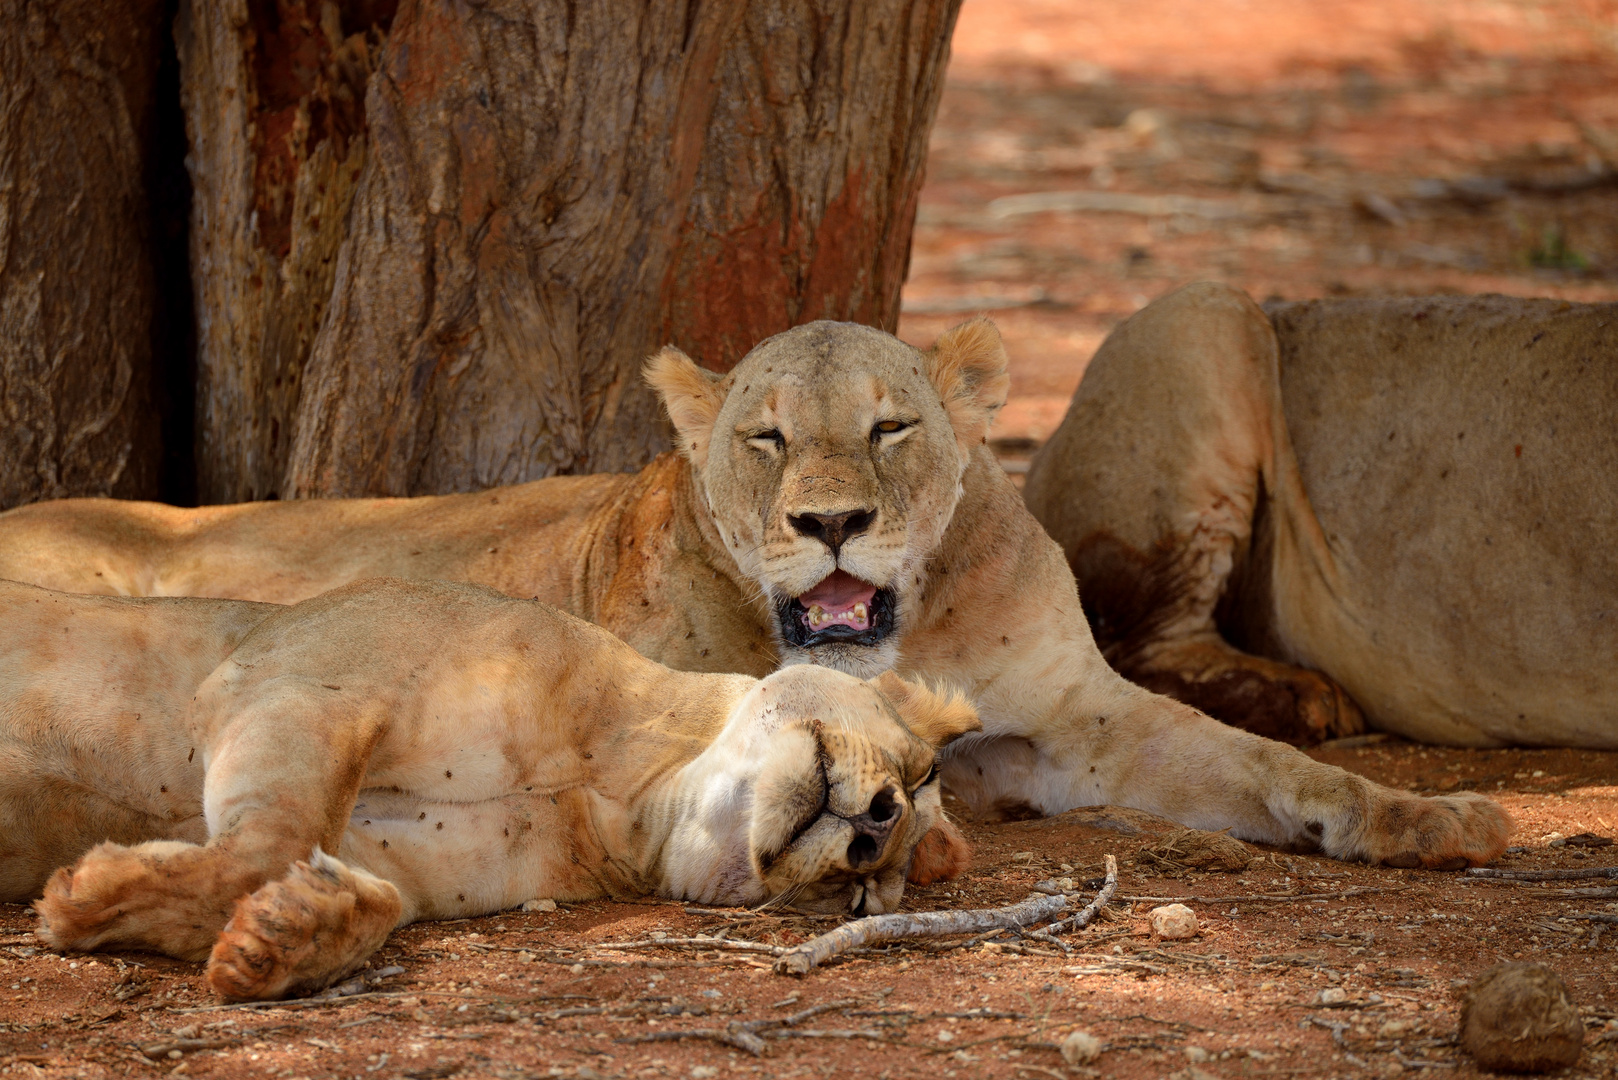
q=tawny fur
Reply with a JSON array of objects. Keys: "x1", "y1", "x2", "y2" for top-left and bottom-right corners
[
  {"x1": 0, "y1": 319, "x2": 1513, "y2": 869},
  {"x1": 3, "y1": 579, "x2": 977, "y2": 1000},
  {"x1": 1025, "y1": 283, "x2": 1616, "y2": 749}
]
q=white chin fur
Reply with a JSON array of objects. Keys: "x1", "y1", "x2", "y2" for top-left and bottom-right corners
[{"x1": 779, "y1": 639, "x2": 899, "y2": 680}]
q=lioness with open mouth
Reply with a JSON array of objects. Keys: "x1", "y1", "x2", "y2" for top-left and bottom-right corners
[
  {"x1": 1, "y1": 577, "x2": 977, "y2": 1000},
  {"x1": 0, "y1": 319, "x2": 1511, "y2": 868}
]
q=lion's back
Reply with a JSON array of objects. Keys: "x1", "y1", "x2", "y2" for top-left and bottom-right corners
[{"x1": 1264, "y1": 295, "x2": 1618, "y2": 745}]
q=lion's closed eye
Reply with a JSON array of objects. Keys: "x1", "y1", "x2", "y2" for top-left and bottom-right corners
[
  {"x1": 745, "y1": 429, "x2": 784, "y2": 454},
  {"x1": 761, "y1": 757, "x2": 829, "y2": 869}
]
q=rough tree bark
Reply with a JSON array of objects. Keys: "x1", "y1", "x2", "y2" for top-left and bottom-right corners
[
  {"x1": 178, "y1": 0, "x2": 387, "y2": 503},
  {"x1": 183, "y1": 0, "x2": 963, "y2": 500},
  {"x1": 0, "y1": 0, "x2": 165, "y2": 510}
]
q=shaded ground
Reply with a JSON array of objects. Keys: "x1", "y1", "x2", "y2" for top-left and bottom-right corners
[
  {"x1": 896, "y1": 0, "x2": 1618, "y2": 472},
  {"x1": 5, "y1": 2, "x2": 1617, "y2": 1078},
  {"x1": 4, "y1": 743, "x2": 1616, "y2": 1079}
]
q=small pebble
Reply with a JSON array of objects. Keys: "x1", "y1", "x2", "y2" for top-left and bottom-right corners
[
  {"x1": 1061, "y1": 1029, "x2": 1102, "y2": 1065},
  {"x1": 1320, "y1": 987, "x2": 1348, "y2": 1005},
  {"x1": 1148, "y1": 902, "x2": 1199, "y2": 939}
]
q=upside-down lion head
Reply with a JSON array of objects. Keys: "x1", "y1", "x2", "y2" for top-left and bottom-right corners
[
  {"x1": 646, "y1": 319, "x2": 1009, "y2": 677},
  {"x1": 665, "y1": 665, "x2": 980, "y2": 914}
]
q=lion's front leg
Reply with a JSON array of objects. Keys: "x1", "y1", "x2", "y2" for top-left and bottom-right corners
[
  {"x1": 208, "y1": 849, "x2": 401, "y2": 1001},
  {"x1": 970, "y1": 672, "x2": 1512, "y2": 867},
  {"x1": 1111, "y1": 692, "x2": 1512, "y2": 866}
]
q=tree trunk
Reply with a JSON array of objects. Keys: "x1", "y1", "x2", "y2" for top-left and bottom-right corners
[
  {"x1": 178, "y1": 0, "x2": 386, "y2": 503},
  {"x1": 0, "y1": 0, "x2": 165, "y2": 510},
  {"x1": 184, "y1": 0, "x2": 960, "y2": 500}
]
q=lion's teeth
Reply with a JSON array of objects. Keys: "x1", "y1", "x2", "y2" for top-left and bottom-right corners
[
  {"x1": 853, "y1": 601, "x2": 868, "y2": 624},
  {"x1": 808, "y1": 604, "x2": 825, "y2": 628}
]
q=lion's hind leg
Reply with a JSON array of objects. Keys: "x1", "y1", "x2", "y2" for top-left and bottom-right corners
[
  {"x1": 1024, "y1": 281, "x2": 1364, "y2": 744},
  {"x1": 208, "y1": 848, "x2": 401, "y2": 1001}
]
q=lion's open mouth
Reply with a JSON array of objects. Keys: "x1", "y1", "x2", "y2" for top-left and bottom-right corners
[{"x1": 777, "y1": 570, "x2": 896, "y2": 648}]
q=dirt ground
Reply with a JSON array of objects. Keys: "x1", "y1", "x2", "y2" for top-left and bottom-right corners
[
  {"x1": 4, "y1": 743, "x2": 1617, "y2": 1079},
  {"x1": 897, "y1": 0, "x2": 1618, "y2": 463},
  {"x1": 5, "y1": 1, "x2": 1618, "y2": 1078}
]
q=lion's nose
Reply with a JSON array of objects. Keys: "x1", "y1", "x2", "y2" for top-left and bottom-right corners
[
  {"x1": 788, "y1": 509, "x2": 874, "y2": 554},
  {"x1": 844, "y1": 787, "x2": 902, "y2": 869}
]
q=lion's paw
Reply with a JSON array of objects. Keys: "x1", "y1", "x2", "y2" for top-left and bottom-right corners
[
  {"x1": 206, "y1": 849, "x2": 400, "y2": 1002},
  {"x1": 907, "y1": 818, "x2": 972, "y2": 886},
  {"x1": 1363, "y1": 792, "x2": 1513, "y2": 870},
  {"x1": 1134, "y1": 640, "x2": 1366, "y2": 745},
  {"x1": 34, "y1": 841, "x2": 200, "y2": 955}
]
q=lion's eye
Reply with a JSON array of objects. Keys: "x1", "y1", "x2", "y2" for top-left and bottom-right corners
[
  {"x1": 871, "y1": 419, "x2": 911, "y2": 442},
  {"x1": 913, "y1": 762, "x2": 940, "y2": 792},
  {"x1": 746, "y1": 429, "x2": 784, "y2": 453}
]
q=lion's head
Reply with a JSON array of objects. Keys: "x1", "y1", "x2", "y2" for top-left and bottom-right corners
[
  {"x1": 660, "y1": 666, "x2": 980, "y2": 914},
  {"x1": 646, "y1": 319, "x2": 1009, "y2": 677}
]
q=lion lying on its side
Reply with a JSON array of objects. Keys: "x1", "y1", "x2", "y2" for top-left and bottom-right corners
[
  {"x1": 0, "y1": 577, "x2": 977, "y2": 1000},
  {"x1": 0, "y1": 318, "x2": 1511, "y2": 869}
]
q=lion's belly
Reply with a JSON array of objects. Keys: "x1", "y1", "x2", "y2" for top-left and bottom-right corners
[
  {"x1": 1263, "y1": 297, "x2": 1618, "y2": 747},
  {"x1": 335, "y1": 787, "x2": 635, "y2": 922}
]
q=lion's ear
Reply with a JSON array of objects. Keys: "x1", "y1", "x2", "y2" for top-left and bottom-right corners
[
  {"x1": 873, "y1": 671, "x2": 981, "y2": 749},
  {"x1": 924, "y1": 317, "x2": 1011, "y2": 455},
  {"x1": 645, "y1": 346, "x2": 726, "y2": 469}
]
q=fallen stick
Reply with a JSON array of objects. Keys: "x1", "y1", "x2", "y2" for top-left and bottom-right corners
[
  {"x1": 1465, "y1": 867, "x2": 1618, "y2": 881},
  {"x1": 1042, "y1": 855, "x2": 1119, "y2": 936},
  {"x1": 774, "y1": 889, "x2": 1075, "y2": 976},
  {"x1": 1544, "y1": 887, "x2": 1618, "y2": 899},
  {"x1": 622, "y1": 1027, "x2": 768, "y2": 1055},
  {"x1": 598, "y1": 935, "x2": 785, "y2": 956},
  {"x1": 1567, "y1": 912, "x2": 1618, "y2": 924},
  {"x1": 1121, "y1": 886, "x2": 1399, "y2": 905},
  {"x1": 615, "y1": 998, "x2": 856, "y2": 1057}
]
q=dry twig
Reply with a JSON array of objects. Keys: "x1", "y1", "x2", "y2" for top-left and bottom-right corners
[
  {"x1": 615, "y1": 999, "x2": 857, "y2": 1056},
  {"x1": 1041, "y1": 856, "x2": 1120, "y2": 937},
  {"x1": 1465, "y1": 867, "x2": 1618, "y2": 882},
  {"x1": 1121, "y1": 886, "x2": 1399, "y2": 905},
  {"x1": 774, "y1": 894, "x2": 1062, "y2": 975},
  {"x1": 774, "y1": 854, "x2": 1120, "y2": 973}
]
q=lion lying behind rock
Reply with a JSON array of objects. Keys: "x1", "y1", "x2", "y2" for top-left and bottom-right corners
[
  {"x1": 0, "y1": 317, "x2": 1512, "y2": 868},
  {"x1": 0, "y1": 577, "x2": 979, "y2": 1000}
]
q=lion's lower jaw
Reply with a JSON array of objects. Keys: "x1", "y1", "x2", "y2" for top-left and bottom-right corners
[{"x1": 777, "y1": 638, "x2": 899, "y2": 680}]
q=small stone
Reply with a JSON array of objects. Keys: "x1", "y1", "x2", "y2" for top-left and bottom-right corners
[
  {"x1": 1061, "y1": 1029, "x2": 1102, "y2": 1065},
  {"x1": 522, "y1": 898, "x2": 557, "y2": 913},
  {"x1": 936, "y1": 1029, "x2": 955, "y2": 1043},
  {"x1": 569, "y1": 963, "x2": 585, "y2": 974},
  {"x1": 1460, "y1": 963, "x2": 1583, "y2": 1073},
  {"x1": 167, "y1": 1050, "x2": 183, "y2": 1060},
  {"x1": 1011, "y1": 851, "x2": 1035, "y2": 862},
  {"x1": 1148, "y1": 902, "x2": 1199, "y2": 939},
  {"x1": 516, "y1": 951, "x2": 536, "y2": 963},
  {"x1": 1319, "y1": 987, "x2": 1348, "y2": 1005},
  {"x1": 691, "y1": 1068, "x2": 718, "y2": 1079},
  {"x1": 1185, "y1": 1045, "x2": 1211, "y2": 1062}
]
